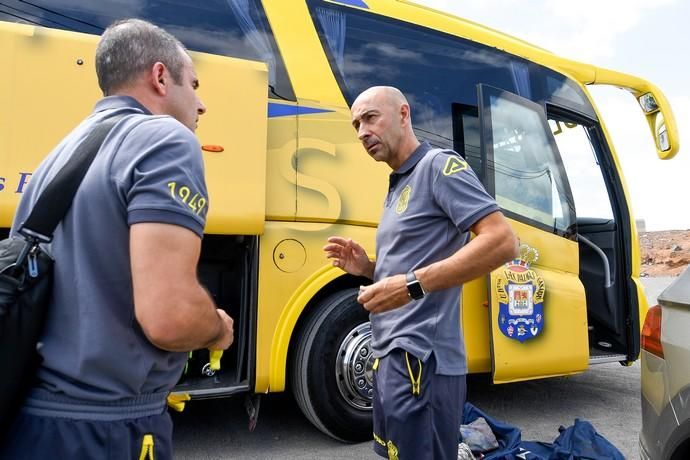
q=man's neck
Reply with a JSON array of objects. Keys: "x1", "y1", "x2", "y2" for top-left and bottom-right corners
[
  {"x1": 112, "y1": 87, "x2": 160, "y2": 116},
  {"x1": 389, "y1": 137, "x2": 421, "y2": 171}
]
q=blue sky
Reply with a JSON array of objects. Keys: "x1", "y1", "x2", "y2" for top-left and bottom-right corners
[{"x1": 415, "y1": 0, "x2": 689, "y2": 231}]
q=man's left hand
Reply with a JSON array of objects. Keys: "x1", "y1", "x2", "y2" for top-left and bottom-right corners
[{"x1": 357, "y1": 274, "x2": 410, "y2": 313}]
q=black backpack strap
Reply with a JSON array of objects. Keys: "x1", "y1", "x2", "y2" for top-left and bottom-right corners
[{"x1": 19, "y1": 115, "x2": 125, "y2": 242}]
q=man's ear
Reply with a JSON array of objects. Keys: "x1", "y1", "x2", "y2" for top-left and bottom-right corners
[
  {"x1": 151, "y1": 62, "x2": 167, "y2": 96},
  {"x1": 400, "y1": 103, "x2": 411, "y2": 126}
]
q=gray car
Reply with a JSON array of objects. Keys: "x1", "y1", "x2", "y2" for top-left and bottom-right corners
[{"x1": 640, "y1": 267, "x2": 690, "y2": 459}]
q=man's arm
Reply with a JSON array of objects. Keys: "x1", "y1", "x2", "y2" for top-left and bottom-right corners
[
  {"x1": 357, "y1": 211, "x2": 518, "y2": 313},
  {"x1": 416, "y1": 211, "x2": 518, "y2": 291},
  {"x1": 130, "y1": 222, "x2": 233, "y2": 352}
]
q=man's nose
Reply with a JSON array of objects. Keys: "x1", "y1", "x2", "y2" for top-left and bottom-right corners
[{"x1": 357, "y1": 126, "x2": 369, "y2": 141}]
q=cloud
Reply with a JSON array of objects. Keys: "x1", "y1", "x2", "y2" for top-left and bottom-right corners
[
  {"x1": 413, "y1": 0, "x2": 677, "y2": 62},
  {"x1": 542, "y1": 0, "x2": 677, "y2": 61},
  {"x1": 361, "y1": 43, "x2": 425, "y2": 62}
]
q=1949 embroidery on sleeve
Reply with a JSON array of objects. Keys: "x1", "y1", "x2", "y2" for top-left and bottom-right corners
[{"x1": 167, "y1": 181, "x2": 207, "y2": 215}]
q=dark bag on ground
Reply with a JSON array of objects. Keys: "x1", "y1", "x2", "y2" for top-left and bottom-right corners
[
  {"x1": 0, "y1": 117, "x2": 122, "y2": 438},
  {"x1": 462, "y1": 402, "x2": 625, "y2": 459}
]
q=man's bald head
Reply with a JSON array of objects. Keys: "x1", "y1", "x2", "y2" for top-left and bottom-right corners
[
  {"x1": 350, "y1": 86, "x2": 420, "y2": 170},
  {"x1": 353, "y1": 86, "x2": 410, "y2": 113}
]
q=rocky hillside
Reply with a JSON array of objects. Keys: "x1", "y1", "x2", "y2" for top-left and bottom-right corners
[{"x1": 639, "y1": 230, "x2": 690, "y2": 277}]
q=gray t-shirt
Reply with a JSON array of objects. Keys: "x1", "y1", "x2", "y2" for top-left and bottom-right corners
[
  {"x1": 11, "y1": 96, "x2": 208, "y2": 413},
  {"x1": 372, "y1": 142, "x2": 499, "y2": 375}
]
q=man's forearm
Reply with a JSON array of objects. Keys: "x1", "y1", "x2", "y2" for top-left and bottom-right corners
[
  {"x1": 415, "y1": 215, "x2": 518, "y2": 293},
  {"x1": 199, "y1": 308, "x2": 227, "y2": 350},
  {"x1": 174, "y1": 287, "x2": 227, "y2": 351},
  {"x1": 144, "y1": 287, "x2": 227, "y2": 352},
  {"x1": 417, "y1": 237, "x2": 509, "y2": 292}
]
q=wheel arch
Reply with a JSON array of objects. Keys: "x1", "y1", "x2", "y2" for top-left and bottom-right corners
[
  {"x1": 666, "y1": 417, "x2": 690, "y2": 460},
  {"x1": 268, "y1": 265, "x2": 369, "y2": 392}
]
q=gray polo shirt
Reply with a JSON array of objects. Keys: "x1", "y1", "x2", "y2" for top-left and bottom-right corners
[
  {"x1": 372, "y1": 142, "x2": 499, "y2": 375},
  {"x1": 10, "y1": 96, "x2": 208, "y2": 417}
]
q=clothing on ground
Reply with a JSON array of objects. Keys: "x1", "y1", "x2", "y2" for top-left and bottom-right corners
[{"x1": 461, "y1": 402, "x2": 625, "y2": 460}]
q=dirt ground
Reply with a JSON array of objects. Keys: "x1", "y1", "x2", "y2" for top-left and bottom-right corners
[{"x1": 639, "y1": 230, "x2": 690, "y2": 277}]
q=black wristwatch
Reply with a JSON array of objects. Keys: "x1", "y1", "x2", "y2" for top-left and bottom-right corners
[{"x1": 406, "y1": 271, "x2": 426, "y2": 300}]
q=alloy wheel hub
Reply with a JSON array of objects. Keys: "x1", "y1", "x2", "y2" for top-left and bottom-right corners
[{"x1": 335, "y1": 322, "x2": 374, "y2": 411}]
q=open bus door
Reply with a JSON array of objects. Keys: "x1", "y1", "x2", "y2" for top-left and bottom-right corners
[{"x1": 477, "y1": 85, "x2": 590, "y2": 383}]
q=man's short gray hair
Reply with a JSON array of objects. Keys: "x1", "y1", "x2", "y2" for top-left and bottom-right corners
[{"x1": 95, "y1": 19, "x2": 187, "y2": 95}]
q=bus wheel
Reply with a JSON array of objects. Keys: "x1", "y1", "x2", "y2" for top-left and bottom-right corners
[{"x1": 291, "y1": 288, "x2": 373, "y2": 442}]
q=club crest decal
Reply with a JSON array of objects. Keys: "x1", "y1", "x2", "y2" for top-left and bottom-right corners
[
  {"x1": 495, "y1": 244, "x2": 545, "y2": 343},
  {"x1": 396, "y1": 185, "x2": 412, "y2": 214}
]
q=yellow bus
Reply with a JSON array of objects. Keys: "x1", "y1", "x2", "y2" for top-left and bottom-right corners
[{"x1": 0, "y1": 0, "x2": 679, "y2": 442}]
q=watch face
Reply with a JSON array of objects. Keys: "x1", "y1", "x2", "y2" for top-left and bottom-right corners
[{"x1": 407, "y1": 280, "x2": 424, "y2": 300}]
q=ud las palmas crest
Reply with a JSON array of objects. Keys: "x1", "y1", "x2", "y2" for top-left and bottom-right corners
[{"x1": 495, "y1": 244, "x2": 545, "y2": 343}]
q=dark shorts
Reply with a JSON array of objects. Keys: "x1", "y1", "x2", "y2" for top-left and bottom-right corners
[
  {"x1": 372, "y1": 349, "x2": 466, "y2": 460},
  {"x1": 0, "y1": 410, "x2": 173, "y2": 460}
]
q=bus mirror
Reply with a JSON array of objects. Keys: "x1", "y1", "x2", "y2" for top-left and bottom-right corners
[
  {"x1": 637, "y1": 90, "x2": 678, "y2": 158},
  {"x1": 655, "y1": 114, "x2": 670, "y2": 152},
  {"x1": 639, "y1": 93, "x2": 671, "y2": 152},
  {"x1": 638, "y1": 93, "x2": 659, "y2": 113}
]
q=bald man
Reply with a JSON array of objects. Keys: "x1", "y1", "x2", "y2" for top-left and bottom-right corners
[{"x1": 325, "y1": 86, "x2": 518, "y2": 459}]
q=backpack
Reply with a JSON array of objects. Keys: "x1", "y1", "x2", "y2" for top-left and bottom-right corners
[{"x1": 0, "y1": 116, "x2": 122, "y2": 437}]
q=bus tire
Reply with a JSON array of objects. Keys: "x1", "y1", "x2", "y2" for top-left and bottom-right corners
[{"x1": 291, "y1": 288, "x2": 373, "y2": 442}]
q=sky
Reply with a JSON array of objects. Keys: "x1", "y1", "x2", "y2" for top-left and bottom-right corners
[{"x1": 414, "y1": 0, "x2": 689, "y2": 231}]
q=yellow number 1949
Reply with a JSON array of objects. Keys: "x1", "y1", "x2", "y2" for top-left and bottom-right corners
[{"x1": 167, "y1": 181, "x2": 206, "y2": 215}]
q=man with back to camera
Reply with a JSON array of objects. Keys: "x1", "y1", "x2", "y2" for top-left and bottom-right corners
[
  {"x1": 0, "y1": 19, "x2": 233, "y2": 459},
  {"x1": 324, "y1": 86, "x2": 518, "y2": 459}
]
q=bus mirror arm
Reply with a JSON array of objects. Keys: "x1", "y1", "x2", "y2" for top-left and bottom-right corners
[{"x1": 588, "y1": 66, "x2": 680, "y2": 159}]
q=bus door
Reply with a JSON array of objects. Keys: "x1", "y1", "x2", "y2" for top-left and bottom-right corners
[
  {"x1": 545, "y1": 109, "x2": 634, "y2": 365},
  {"x1": 476, "y1": 84, "x2": 590, "y2": 383}
]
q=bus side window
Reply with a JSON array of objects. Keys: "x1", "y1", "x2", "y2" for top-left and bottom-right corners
[
  {"x1": 547, "y1": 117, "x2": 614, "y2": 223},
  {"x1": 310, "y1": 2, "x2": 520, "y2": 150},
  {"x1": 0, "y1": 0, "x2": 295, "y2": 101}
]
